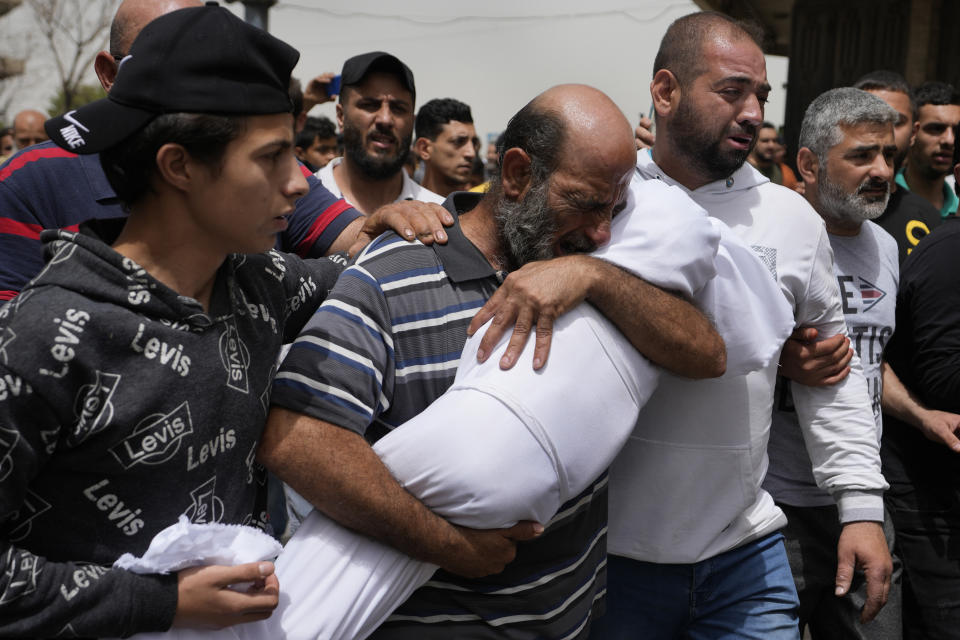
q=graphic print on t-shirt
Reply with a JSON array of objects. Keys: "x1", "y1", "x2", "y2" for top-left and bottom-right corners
[
  {"x1": 109, "y1": 401, "x2": 194, "y2": 469},
  {"x1": 72, "y1": 371, "x2": 121, "y2": 443},
  {"x1": 183, "y1": 476, "x2": 224, "y2": 524},
  {"x1": 7, "y1": 490, "x2": 52, "y2": 542},
  {"x1": 837, "y1": 275, "x2": 887, "y2": 314}
]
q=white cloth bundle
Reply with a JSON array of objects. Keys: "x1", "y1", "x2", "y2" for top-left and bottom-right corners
[
  {"x1": 113, "y1": 516, "x2": 282, "y2": 575},
  {"x1": 110, "y1": 517, "x2": 281, "y2": 640}
]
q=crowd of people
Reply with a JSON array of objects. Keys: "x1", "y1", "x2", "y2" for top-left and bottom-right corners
[{"x1": 0, "y1": 1, "x2": 959, "y2": 639}]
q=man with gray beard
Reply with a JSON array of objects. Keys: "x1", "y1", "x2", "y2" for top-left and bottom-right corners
[{"x1": 764, "y1": 87, "x2": 902, "y2": 638}]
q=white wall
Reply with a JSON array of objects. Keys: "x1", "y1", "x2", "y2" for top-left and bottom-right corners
[{"x1": 3, "y1": 0, "x2": 789, "y2": 140}]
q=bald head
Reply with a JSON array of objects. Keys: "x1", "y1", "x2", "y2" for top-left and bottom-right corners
[
  {"x1": 13, "y1": 110, "x2": 48, "y2": 149},
  {"x1": 97, "y1": 0, "x2": 202, "y2": 93},
  {"x1": 492, "y1": 85, "x2": 636, "y2": 269},
  {"x1": 110, "y1": 0, "x2": 203, "y2": 56},
  {"x1": 654, "y1": 11, "x2": 764, "y2": 87},
  {"x1": 533, "y1": 84, "x2": 636, "y2": 168},
  {"x1": 499, "y1": 84, "x2": 635, "y2": 183}
]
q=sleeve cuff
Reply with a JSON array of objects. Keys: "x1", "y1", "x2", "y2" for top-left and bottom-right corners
[
  {"x1": 120, "y1": 571, "x2": 178, "y2": 636},
  {"x1": 836, "y1": 490, "x2": 885, "y2": 524}
]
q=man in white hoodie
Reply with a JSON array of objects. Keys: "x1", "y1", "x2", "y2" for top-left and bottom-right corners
[{"x1": 598, "y1": 12, "x2": 892, "y2": 639}]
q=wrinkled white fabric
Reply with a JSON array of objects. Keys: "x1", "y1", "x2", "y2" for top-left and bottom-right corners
[
  {"x1": 113, "y1": 516, "x2": 281, "y2": 575},
  {"x1": 110, "y1": 517, "x2": 281, "y2": 640},
  {"x1": 130, "y1": 179, "x2": 791, "y2": 640}
]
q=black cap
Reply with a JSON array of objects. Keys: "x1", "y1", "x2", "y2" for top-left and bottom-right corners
[
  {"x1": 340, "y1": 51, "x2": 415, "y2": 99},
  {"x1": 45, "y1": 4, "x2": 300, "y2": 155}
]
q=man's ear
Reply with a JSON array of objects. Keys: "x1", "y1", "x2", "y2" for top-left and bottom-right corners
[
  {"x1": 414, "y1": 136, "x2": 432, "y2": 162},
  {"x1": 94, "y1": 50, "x2": 118, "y2": 93},
  {"x1": 909, "y1": 120, "x2": 919, "y2": 147},
  {"x1": 650, "y1": 69, "x2": 681, "y2": 120},
  {"x1": 954, "y1": 162, "x2": 960, "y2": 189},
  {"x1": 796, "y1": 147, "x2": 819, "y2": 186},
  {"x1": 335, "y1": 102, "x2": 344, "y2": 131},
  {"x1": 499, "y1": 147, "x2": 532, "y2": 198},
  {"x1": 155, "y1": 143, "x2": 194, "y2": 193}
]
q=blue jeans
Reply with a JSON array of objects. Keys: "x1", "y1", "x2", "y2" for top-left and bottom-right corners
[{"x1": 594, "y1": 532, "x2": 801, "y2": 639}]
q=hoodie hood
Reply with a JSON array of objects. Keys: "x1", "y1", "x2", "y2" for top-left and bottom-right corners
[
  {"x1": 37, "y1": 229, "x2": 221, "y2": 330},
  {"x1": 636, "y1": 148, "x2": 770, "y2": 197}
]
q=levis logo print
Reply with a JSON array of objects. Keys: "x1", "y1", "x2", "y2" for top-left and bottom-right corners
[
  {"x1": 39, "y1": 308, "x2": 90, "y2": 380},
  {"x1": 186, "y1": 427, "x2": 237, "y2": 471},
  {"x1": 8, "y1": 490, "x2": 52, "y2": 542},
  {"x1": 288, "y1": 275, "x2": 318, "y2": 314},
  {"x1": 0, "y1": 327, "x2": 16, "y2": 365},
  {"x1": 60, "y1": 564, "x2": 109, "y2": 601},
  {"x1": 82, "y1": 479, "x2": 145, "y2": 536},
  {"x1": 265, "y1": 250, "x2": 287, "y2": 282},
  {"x1": 184, "y1": 476, "x2": 224, "y2": 524},
  {"x1": 0, "y1": 549, "x2": 40, "y2": 605},
  {"x1": 219, "y1": 322, "x2": 250, "y2": 394},
  {"x1": 130, "y1": 323, "x2": 191, "y2": 376},
  {"x1": 0, "y1": 426, "x2": 20, "y2": 482},
  {"x1": 0, "y1": 373, "x2": 31, "y2": 402},
  {"x1": 72, "y1": 371, "x2": 120, "y2": 442},
  {"x1": 237, "y1": 288, "x2": 278, "y2": 333},
  {"x1": 121, "y1": 257, "x2": 152, "y2": 306},
  {"x1": 109, "y1": 401, "x2": 193, "y2": 469}
]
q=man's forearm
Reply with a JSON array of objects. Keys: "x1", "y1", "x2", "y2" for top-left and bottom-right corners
[
  {"x1": 585, "y1": 257, "x2": 726, "y2": 378},
  {"x1": 258, "y1": 407, "x2": 465, "y2": 565},
  {"x1": 881, "y1": 361, "x2": 926, "y2": 427}
]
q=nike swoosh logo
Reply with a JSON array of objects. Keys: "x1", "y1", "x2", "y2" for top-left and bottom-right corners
[{"x1": 63, "y1": 110, "x2": 90, "y2": 133}]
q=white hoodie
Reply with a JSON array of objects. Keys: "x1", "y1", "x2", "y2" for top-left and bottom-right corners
[{"x1": 606, "y1": 151, "x2": 887, "y2": 564}]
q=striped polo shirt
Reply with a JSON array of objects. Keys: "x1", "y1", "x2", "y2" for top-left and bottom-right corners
[{"x1": 272, "y1": 191, "x2": 609, "y2": 638}]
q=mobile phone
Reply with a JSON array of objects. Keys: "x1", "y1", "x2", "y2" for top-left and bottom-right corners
[{"x1": 327, "y1": 75, "x2": 341, "y2": 97}]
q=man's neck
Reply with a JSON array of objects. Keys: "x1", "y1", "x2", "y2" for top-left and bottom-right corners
[
  {"x1": 333, "y1": 156, "x2": 404, "y2": 215},
  {"x1": 748, "y1": 155, "x2": 772, "y2": 170},
  {"x1": 112, "y1": 197, "x2": 225, "y2": 311},
  {"x1": 903, "y1": 162, "x2": 946, "y2": 210},
  {"x1": 457, "y1": 199, "x2": 505, "y2": 271},
  {"x1": 419, "y1": 167, "x2": 460, "y2": 198},
  {"x1": 651, "y1": 141, "x2": 714, "y2": 191},
  {"x1": 823, "y1": 218, "x2": 863, "y2": 237}
]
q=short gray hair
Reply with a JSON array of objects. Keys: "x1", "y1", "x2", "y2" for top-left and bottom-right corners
[{"x1": 799, "y1": 87, "x2": 898, "y2": 166}]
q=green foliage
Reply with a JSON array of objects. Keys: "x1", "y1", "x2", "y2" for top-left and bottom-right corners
[{"x1": 47, "y1": 82, "x2": 105, "y2": 117}]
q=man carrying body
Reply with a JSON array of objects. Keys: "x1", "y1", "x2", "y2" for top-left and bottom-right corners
[
  {"x1": 414, "y1": 97, "x2": 480, "y2": 197},
  {"x1": 855, "y1": 71, "x2": 943, "y2": 263},
  {"x1": 748, "y1": 121, "x2": 799, "y2": 190},
  {"x1": 0, "y1": 2, "x2": 449, "y2": 302},
  {"x1": 259, "y1": 84, "x2": 730, "y2": 638},
  {"x1": 765, "y1": 87, "x2": 902, "y2": 638},
  {"x1": 601, "y1": 12, "x2": 891, "y2": 639},
  {"x1": 897, "y1": 81, "x2": 960, "y2": 217},
  {"x1": 317, "y1": 51, "x2": 444, "y2": 213}
]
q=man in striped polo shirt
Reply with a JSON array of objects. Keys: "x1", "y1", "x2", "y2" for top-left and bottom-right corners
[{"x1": 259, "y1": 84, "x2": 726, "y2": 638}]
